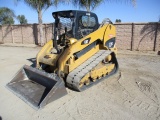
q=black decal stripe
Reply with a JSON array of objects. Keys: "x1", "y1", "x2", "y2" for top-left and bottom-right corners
[{"x1": 74, "y1": 41, "x2": 97, "y2": 59}]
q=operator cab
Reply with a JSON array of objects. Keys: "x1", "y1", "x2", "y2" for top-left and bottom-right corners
[{"x1": 52, "y1": 10, "x2": 99, "y2": 40}]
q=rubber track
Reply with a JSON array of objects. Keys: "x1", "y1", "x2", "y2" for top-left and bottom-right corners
[{"x1": 66, "y1": 50, "x2": 112, "y2": 91}]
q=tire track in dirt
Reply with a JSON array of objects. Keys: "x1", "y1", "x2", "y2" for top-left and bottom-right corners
[
  {"x1": 10, "y1": 50, "x2": 159, "y2": 120},
  {"x1": 32, "y1": 62, "x2": 160, "y2": 120},
  {"x1": 114, "y1": 72, "x2": 160, "y2": 120}
]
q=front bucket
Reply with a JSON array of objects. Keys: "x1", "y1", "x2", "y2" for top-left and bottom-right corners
[{"x1": 6, "y1": 65, "x2": 67, "y2": 109}]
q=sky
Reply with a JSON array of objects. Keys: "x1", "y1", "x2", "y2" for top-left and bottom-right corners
[{"x1": 0, "y1": 0, "x2": 160, "y2": 24}]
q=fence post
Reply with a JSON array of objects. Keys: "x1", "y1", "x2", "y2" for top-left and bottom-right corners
[
  {"x1": 33, "y1": 24, "x2": 38, "y2": 45},
  {"x1": 131, "y1": 23, "x2": 135, "y2": 51},
  {"x1": 45, "y1": 24, "x2": 47, "y2": 43},
  {"x1": 154, "y1": 23, "x2": 158, "y2": 51},
  {"x1": 21, "y1": 25, "x2": 24, "y2": 44},
  {"x1": 1, "y1": 26, "x2": 3, "y2": 43},
  {"x1": 11, "y1": 26, "x2": 14, "y2": 43}
]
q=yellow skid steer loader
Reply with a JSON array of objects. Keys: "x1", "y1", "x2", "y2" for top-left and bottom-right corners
[{"x1": 7, "y1": 10, "x2": 118, "y2": 109}]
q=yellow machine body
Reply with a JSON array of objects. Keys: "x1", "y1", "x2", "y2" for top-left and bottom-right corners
[
  {"x1": 7, "y1": 10, "x2": 118, "y2": 109},
  {"x1": 37, "y1": 23, "x2": 117, "y2": 74}
]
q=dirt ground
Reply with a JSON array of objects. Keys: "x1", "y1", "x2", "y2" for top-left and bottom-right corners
[{"x1": 0, "y1": 46, "x2": 160, "y2": 120}]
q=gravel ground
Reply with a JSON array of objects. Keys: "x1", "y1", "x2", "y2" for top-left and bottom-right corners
[{"x1": 0, "y1": 46, "x2": 160, "y2": 120}]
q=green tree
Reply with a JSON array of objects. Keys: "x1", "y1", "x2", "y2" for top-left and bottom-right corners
[
  {"x1": 115, "y1": 19, "x2": 121, "y2": 23},
  {"x1": 16, "y1": 0, "x2": 64, "y2": 46},
  {"x1": 0, "y1": 7, "x2": 15, "y2": 25},
  {"x1": 22, "y1": 0, "x2": 53, "y2": 46},
  {"x1": 72, "y1": 0, "x2": 136, "y2": 12},
  {"x1": 72, "y1": 0, "x2": 103, "y2": 12},
  {"x1": 17, "y1": 15, "x2": 28, "y2": 24}
]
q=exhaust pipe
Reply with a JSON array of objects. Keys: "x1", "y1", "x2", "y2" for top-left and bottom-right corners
[{"x1": 6, "y1": 65, "x2": 67, "y2": 109}]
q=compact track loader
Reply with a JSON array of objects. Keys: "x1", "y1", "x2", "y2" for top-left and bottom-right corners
[{"x1": 7, "y1": 10, "x2": 118, "y2": 109}]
